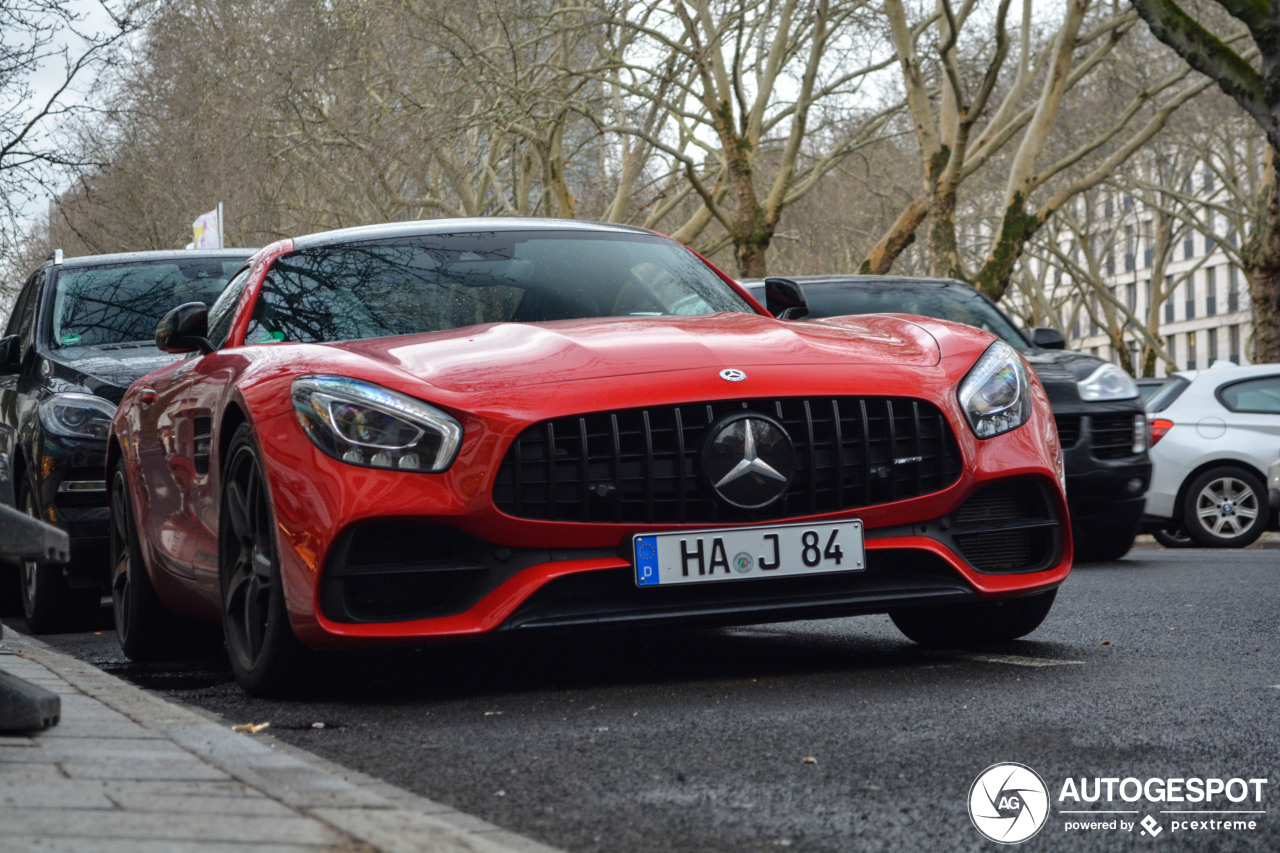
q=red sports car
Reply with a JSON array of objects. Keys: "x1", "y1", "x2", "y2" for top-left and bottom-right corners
[{"x1": 108, "y1": 219, "x2": 1070, "y2": 695}]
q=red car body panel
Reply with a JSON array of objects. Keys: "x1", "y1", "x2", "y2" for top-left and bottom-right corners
[{"x1": 110, "y1": 221, "x2": 1070, "y2": 651}]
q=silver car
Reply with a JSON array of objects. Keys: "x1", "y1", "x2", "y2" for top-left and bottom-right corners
[{"x1": 1145, "y1": 364, "x2": 1280, "y2": 547}]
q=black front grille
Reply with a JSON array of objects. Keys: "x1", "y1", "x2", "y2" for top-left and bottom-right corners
[
  {"x1": 1054, "y1": 415, "x2": 1080, "y2": 448},
  {"x1": 493, "y1": 397, "x2": 963, "y2": 524},
  {"x1": 1090, "y1": 413, "x2": 1138, "y2": 459}
]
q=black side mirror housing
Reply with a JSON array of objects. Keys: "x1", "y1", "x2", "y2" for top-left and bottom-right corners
[
  {"x1": 156, "y1": 302, "x2": 213, "y2": 354},
  {"x1": 0, "y1": 335, "x2": 20, "y2": 375},
  {"x1": 763, "y1": 277, "x2": 809, "y2": 320},
  {"x1": 1030, "y1": 327, "x2": 1066, "y2": 350}
]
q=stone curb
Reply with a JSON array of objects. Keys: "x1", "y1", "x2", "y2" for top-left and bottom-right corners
[{"x1": 1, "y1": 629, "x2": 561, "y2": 853}]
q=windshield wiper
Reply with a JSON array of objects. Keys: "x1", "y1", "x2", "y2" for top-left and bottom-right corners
[{"x1": 94, "y1": 340, "x2": 157, "y2": 351}]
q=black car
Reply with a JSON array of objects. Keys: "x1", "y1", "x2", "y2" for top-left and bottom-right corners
[
  {"x1": 0, "y1": 248, "x2": 252, "y2": 630},
  {"x1": 743, "y1": 275, "x2": 1151, "y2": 561}
]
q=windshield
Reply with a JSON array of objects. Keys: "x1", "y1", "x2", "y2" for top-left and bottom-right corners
[
  {"x1": 51, "y1": 259, "x2": 244, "y2": 348},
  {"x1": 249, "y1": 230, "x2": 755, "y2": 344},
  {"x1": 800, "y1": 281, "x2": 1031, "y2": 351}
]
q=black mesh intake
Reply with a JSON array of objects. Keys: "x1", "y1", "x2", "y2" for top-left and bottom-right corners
[
  {"x1": 952, "y1": 479, "x2": 1062, "y2": 573},
  {"x1": 493, "y1": 397, "x2": 963, "y2": 524}
]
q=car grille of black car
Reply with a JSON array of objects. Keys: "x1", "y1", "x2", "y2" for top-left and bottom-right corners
[
  {"x1": 951, "y1": 479, "x2": 1061, "y2": 573},
  {"x1": 493, "y1": 397, "x2": 963, "y2": 524},
  {"x1": 1090, "y1": 413, "x2": 1137, "y2": 459},
  {"x1": 1055, "y1": 413, "x2": 1137, "y2": 459},
  {"x1": 1054, "y1": 415, "x2": 1080, "y2": 448}
]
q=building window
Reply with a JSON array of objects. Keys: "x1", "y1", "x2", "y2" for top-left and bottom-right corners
[
  {"x1": 1104, "y1": 195, "x2": 1114, "y2": 218},
  {"x1": 1187, "y1": 331, "x2": 1197, "y2": 370},
  {"x1": 1164, "y1": 276, "x2": 1175, "y2": 323},
  {"x1": 1143, "y1": 279, "x2": 1152, "y2": 314},
  {"x1": 1206, "y1": 267, "x2": 1216, "y2": 315},
  {"x1": 1208, "y1": 328, "x2": 1218, "y2": 362},
  {"x1": 1184, "y1": 234, "x2": 1195, "y2": 259},
  {"x1": 1186, "y1": 274, "x2": 1196, "y2": 320},
  {"x1": 1228, "y1": 267, "x2": 1240, "y2": 312},
  {"x1": 1105, "y1": 254, "x2": 1115, "y2": 276},
  {"x1": 1229, "y1": 324, "x2": 1240, "y2": 363},
  {"x1": 1167, "y1": 334, "x2": 1177, "y2": 365}
]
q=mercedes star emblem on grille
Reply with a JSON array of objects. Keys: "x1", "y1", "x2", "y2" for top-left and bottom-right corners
[
  {"x1": 701, "y1": 413, "x2": 795, "y2": 509},
  {"x1": 719, "y1": 368, "x2": 747, "y2": 382}
]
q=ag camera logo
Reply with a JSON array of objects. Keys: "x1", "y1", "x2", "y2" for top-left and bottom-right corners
[{"x1": 969, "y1": 763, "x2": 1050, "y2": 844}]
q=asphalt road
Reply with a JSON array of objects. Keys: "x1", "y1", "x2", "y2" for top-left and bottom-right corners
[{"x1": 11, "y1": 548, "x2": 1279, "y2": 852}]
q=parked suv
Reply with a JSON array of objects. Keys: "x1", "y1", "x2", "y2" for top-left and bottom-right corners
[
  {"x1": 1, "y1": 248, "x2": 251, "y2": 630},
  {"x1": 743, "y1": 276, "x2": 1151, "y2": 561}
]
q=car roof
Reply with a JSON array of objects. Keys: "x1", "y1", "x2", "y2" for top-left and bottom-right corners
[
  {"x1": 291, "y1": 217, "x2": 655, "y2": 250},
  {"x1": 1172, "y1": 363, "x2": 1280, "y2": 385},
  {"x1": 55, "y1": 249, "x2": 255, "y2": 269}
]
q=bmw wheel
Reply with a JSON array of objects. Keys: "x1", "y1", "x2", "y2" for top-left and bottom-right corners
[
  {"x1": 890, "y1": 589, "x2": 1057, "y2": 646},
  {"x1": 1181, "y1": 466, "x2": 1266, "y2": 548},
  {"x1": 219, "y1": 423, "x2": 308, "y2": 696}
]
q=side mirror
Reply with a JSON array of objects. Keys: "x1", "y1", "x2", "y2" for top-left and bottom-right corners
[
  {"x1": 764, "y1": 277, "x2": 809, "y2": 320},
  {"x1": 1030, "y1": 327, "x2": 1066, "y2": 350},
  {"x1": 155, "y1": 302, "x2": 213, "y2": 354},
  {"x1": 0, "y1": 335, "x2": 20, "y2": 375}
]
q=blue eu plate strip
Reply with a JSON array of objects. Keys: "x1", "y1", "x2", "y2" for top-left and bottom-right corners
[{"x1": 635, "y1": 536, "x2": 659, "y2": 586}]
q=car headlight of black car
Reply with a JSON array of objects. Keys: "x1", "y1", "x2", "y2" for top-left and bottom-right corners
[
  {"x1": 291, "y1": 376, "x2": 462, "y2": 472},
  {"x1": 958, "y1": 341, "x2": 1032, "y2": 439},
  {"x1": 38, "y1": 393, "x2": 117, "y2": 440},
  {"x1": 1075, "y1": 362, "x2": 1139, "y2": 401}
]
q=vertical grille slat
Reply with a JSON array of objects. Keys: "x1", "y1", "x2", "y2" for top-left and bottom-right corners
[{"x1": 494, "y1": 396, "x2": 963, "y2": 523}]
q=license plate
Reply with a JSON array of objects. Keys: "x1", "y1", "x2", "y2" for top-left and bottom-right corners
[{"x1": 633, "y1": 519, "x2": 865, "y2": 587}]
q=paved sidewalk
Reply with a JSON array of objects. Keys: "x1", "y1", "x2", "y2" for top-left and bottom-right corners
[{"x1": 0, "y1": 629, "x2": 561, "y2": 853}]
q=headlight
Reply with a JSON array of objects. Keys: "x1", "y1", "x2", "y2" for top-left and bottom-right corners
[
  {"x1": 1076, "y1": 363, "x2": 1138, "y2": 401},
  {"x1": 958, "y1": 341, "x2": 1032, "y2": 439},
  {"x1": 39, "y1": 393, "x2": 116, "y2": 440},
  {"x1": 291, "y1": 376, "x2": 462, "y2": 472}
]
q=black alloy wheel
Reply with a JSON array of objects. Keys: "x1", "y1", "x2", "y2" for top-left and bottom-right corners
[
  {"x1": 110, "y1": 462, "x2": 176, "y2": 660},
  {"x1": 219, "y1": 423, "x2": 307, "y2": 695},
  {"x1": 890, "y1": 589, "x2": 1058, "y2": 647}
]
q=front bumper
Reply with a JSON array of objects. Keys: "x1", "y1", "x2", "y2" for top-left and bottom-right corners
[{"x1": 253, "y1": 400, "x2": 1072, "y2": 648}]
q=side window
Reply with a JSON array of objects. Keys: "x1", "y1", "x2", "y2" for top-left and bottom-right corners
[
  {"x1": 6, "y1": 270, "x2": 44, "y2": 342},
  {"x1": 207, "y1": 266, "x2": 253, "y2": 348},
  {"x1": 1218, "y1": 376, "x2": 1280, "y2": 415}
]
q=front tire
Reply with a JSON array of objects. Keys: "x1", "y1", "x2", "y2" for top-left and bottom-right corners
[
  {"x1": 18, "y1": 478, "x2": 98, "y2": 633},
  {"x1": 110, "y1": 462, "x2": 177, "y2": 660},
  {"x1": 1073, "y1": 519, "x2": 1139, "y2": 562},
  {"x1": 890, "y1": 589, "x2": 1058, "y2": 647},
  {"x1": 220, "y1": 423, "x2": 308, "y2": 696},
  {"x1": 1181, "y1": 467, "x2": 1266, "y2": 548}
]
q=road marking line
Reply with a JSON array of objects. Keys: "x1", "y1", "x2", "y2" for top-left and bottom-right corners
[{"x1": 947, "y1": 653, "x2": 1085, "y2": 667}]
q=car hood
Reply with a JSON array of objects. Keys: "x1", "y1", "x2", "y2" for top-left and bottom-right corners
[
  {"x1": 48, "y1": 345, "x2": 179, "y2": 404},
  {"x1": 330, "y1": 312, "x2": 943, "y2": 395}
]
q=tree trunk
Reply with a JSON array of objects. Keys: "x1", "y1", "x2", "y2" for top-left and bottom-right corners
[{"x1": 1243, "y1": 147, "x2": 1280, "y2": 362}]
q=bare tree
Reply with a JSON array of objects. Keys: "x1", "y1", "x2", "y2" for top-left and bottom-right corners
[
  {"x1": 596, "y1": 0, "x2": 900, "y2": 276},
  {"x1": 865, "y1": 0, "x2": 1211, "y2": 305},
  {"x1": 1, "y1": 0, "x2": 141, "y2": 288},
  {"x1": 1131, "y1": 0, "x2": 1280, "y2": 361}
]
